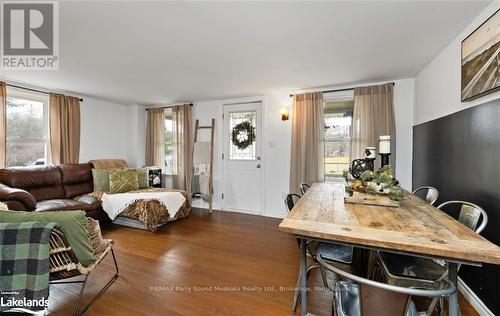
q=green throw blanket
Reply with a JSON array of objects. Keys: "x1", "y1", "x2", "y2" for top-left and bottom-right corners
[
  {"x1": 0, "y1": 210, "x2": 96, "y2": 267},
  {"x1": 0, "y1": 222, "x2": 57, "y2": 313}
]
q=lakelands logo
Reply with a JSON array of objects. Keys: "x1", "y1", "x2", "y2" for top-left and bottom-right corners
[
  {"x1": 1, "y1": 0, "x2": 59, "y2": 70},
  {"x1": 0, "y1": 292, "x2": 48, "y2": 314}
]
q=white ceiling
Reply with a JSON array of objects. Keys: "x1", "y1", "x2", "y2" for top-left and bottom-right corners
[{"x1": 0, "y1": 1, "x2": 491, "y2": 105}]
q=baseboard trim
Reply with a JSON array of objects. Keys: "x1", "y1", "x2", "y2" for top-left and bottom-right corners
[
  {"x1": 262, "y1": 212, "x2": 285, "y2": 219},
  {"x1": 220, "y1": 208, "x2": 262, "y2": 216},
  {"x1": 191, "y1": 202, "x2": 221, "y2": 211},
  {"x1": 458, "y1": 277, "x2": 493, "y2": 316}
]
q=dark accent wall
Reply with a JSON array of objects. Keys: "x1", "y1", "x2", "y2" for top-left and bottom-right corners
[{"x1": 413, "y1": 98, "x2": 500, "y2": 314}]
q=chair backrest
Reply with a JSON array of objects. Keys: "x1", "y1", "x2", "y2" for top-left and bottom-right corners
[
  {"x1": 300, "y1": 183, "x2": 310, "y2": 195},
  {"x1": 412, "y1": 186, "x2": 439, "y2": 205},
  {"x1": 284, "y1": 193, "x2": 301, "y2": 213},
  {"x1": 49, "y1": 228, "x2": 80, "y2": 278},
  {"x1": 437, "y1": 201, "x2": 488, "y2": 234},
  {"x1": 317, "y1": 255, "x2": 456, "y2": 316}
]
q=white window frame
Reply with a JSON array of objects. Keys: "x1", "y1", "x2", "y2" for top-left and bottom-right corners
[{"x1": 5, "y1": 88, "x2": 50, "y2": 167}]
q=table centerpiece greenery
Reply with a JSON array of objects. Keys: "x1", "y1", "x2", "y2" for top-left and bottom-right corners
[{"x1": 345, "y1": 165, "x2": 405, "y2": 201}]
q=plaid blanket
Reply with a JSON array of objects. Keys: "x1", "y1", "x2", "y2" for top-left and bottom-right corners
[{"x1": 0, "y1": 222, "x2": 57, "y2": 313}]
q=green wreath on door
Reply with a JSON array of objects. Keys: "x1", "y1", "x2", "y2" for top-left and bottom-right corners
[{"x1": 231, "y1": 121, "x2": 256, "y2": 150}]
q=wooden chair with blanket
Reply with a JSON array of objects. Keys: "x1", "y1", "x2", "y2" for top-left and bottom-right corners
[{"x1": 49, "y1": 219, "x2": 119, "y2": 316}]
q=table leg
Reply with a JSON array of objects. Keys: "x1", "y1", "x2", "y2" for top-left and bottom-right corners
[
  {"x1": 448, "y1": 262, "x2": 459, "y2": 316},
  {"x1": 300, "y1": 238, "x2": 308, "y2": 316}
]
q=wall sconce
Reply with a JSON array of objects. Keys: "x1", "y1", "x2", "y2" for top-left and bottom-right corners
[{"x1": 281, "y1": 107, "x2": 289, "y2": 121}]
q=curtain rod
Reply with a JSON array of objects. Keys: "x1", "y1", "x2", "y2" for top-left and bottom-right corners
[
  {"x1": 146, "y1": 103, "x2": 193, "y2": 111},
  {"x1": 6, "y1": 83, "x2": 84, "y2": 102},
  {"x1": 289, "y1": 82, "x2": 395, "y2": 97}
]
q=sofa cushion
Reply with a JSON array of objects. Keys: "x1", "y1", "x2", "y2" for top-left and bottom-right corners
[
  {"x1": 60, "y1": 164, "x2": 93, "y2": 198},
  {"x1": 92, "y1": 168, "x2": 148, "y2": 192},
  {"x1": 0, "y1": 166, "x2": 64, "y2": 201},
  {"x1": 74, "y1": 194, "x2": 101, "y2": 209},
  {"x1": 36, "y1": 199, "x2": 99, "y2": 212},
  {"x1": 92, "y1": 169, "x2": 111, "y2": 192},
  {"x1": 0, "y1": 165, "x2": 61, "y2": 188},
  {"x1": 64, "y1": 182, "x2": 93, "y2": 199},
  {"x1": 109, "y1": 169, "x2": 139, "y2": 193},
  {"x1": 136, "y1": 168, "x2": 150, "y2": 189},
  {"x1": 29, "y1": 185, "x2": 65, "y2": 202}
]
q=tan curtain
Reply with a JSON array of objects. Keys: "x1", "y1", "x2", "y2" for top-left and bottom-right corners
[
  {"x1": 351, "y1": 83, "x2": 396, "y2": 169},
  {"x1": 0, "y1": 82, "x2": 6, "y2": 168},
  {"x1": 145, "y1": 108, "x2": 165, "y2": 168},
  {"x1": 172, "y1": 104, "x2": 193, "y2": 195},
  {"x1": 289, "y1": 92, "x2": 325, "y2": 193},
  {"x1": 49, "y1": 93, "x2": 81, "y2": 164}
]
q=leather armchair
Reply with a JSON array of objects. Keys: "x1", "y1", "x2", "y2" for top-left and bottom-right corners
[{"x1": 0, "y1": 183, "x2": 36, "y2": 211}]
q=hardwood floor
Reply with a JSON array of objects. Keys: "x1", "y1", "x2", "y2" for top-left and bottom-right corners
[{"x1": 46, "y1": 209, "x2": 478, "y2": 315}]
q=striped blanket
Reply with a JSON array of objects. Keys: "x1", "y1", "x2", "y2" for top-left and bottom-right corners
[{"x1": 0, "y1": 222, "x2": 57, "y2": 313}]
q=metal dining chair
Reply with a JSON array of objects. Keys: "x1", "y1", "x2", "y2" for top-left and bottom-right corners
[
  {"x1": 373, "y1": 201, "x2": 488, "y2": 315},
  {"x1": 284, "y1": 192, "x2": 354, "y2": 312},
  {"x1": 284, "y1": 193, "x2": 301, "y2": 214},
  {"x1": 300, "y1": 183, "x2": 311, "y2": 195},
  {"x1": 412, "y1": 186, "x2": 439, "y2": 205},
  {"x1": 284, "y1": 193, "x2": 317, "y2": 311},
  {"x1": 318, "y1": 255, "x2": 456, "y2": 316}
]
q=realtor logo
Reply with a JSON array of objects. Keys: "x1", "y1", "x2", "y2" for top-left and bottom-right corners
[{"x1": 1, "y1": 1, "x2": 59, "y2": 69}]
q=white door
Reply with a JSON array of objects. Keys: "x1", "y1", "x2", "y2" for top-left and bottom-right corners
[{"x1": 222, "y1": 102, "x2": 262, "y2": 215}]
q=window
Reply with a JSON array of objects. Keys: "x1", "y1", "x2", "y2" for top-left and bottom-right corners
[
  {"x1": 324, "y1": 98, "x2": 353, "y2": 181},
  {"x1": 164, "y1": 108, "x2": 173, "y2": 175},
  {"x1": 6, "y1": 90, "x2": 49, "y2": 167}
]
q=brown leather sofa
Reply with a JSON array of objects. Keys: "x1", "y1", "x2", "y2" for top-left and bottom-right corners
[{"x1": 0, "y1": 163, "x2": 108, "y2": 221}]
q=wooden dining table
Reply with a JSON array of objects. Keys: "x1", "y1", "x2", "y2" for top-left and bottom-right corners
[{"x1": 278, "y1": 182, "x2": 500, "y2": 316}]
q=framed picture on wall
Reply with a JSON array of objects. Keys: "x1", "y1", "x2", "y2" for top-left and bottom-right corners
[{"x1": 461, "y1": 8, "x2": 500, "y2": 102}]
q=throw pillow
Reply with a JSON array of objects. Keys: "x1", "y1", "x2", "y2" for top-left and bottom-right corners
[
  {"x1": 0, "y1": 210, "x2": 96, "y2": 267},
  {"x1": 109, "y1": 169, "x2": 139, "y2": 193},
  {"x1": 136, "y1": 168, "x2": 150, "y2": 189},
  {"x1": 92, "y1": 169, "x2": 110, "y2": 192}
]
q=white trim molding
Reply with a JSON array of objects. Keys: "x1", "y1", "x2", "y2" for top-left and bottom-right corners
[{"x1": 458, "y1": 277, "x2": 494, "y2": 316}]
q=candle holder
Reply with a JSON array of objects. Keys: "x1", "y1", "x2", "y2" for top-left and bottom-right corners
[
  {"x1": 365, "y1": 158, "x2": 375, "y2": 171},
  {"x1": 379, "y1": 153, "x2": 391, "y2": 168},
  {"x1": 364, "y1": 147, "x2": 376, "y2": 171}
]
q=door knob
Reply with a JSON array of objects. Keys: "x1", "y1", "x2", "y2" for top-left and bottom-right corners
[{"x1": 256, "y1": 164, "x2": 261, "y2": 168}]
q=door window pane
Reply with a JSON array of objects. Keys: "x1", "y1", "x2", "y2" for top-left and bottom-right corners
[{"x1": 229, "y1": 111, "x2": 256, "y2": 160}]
